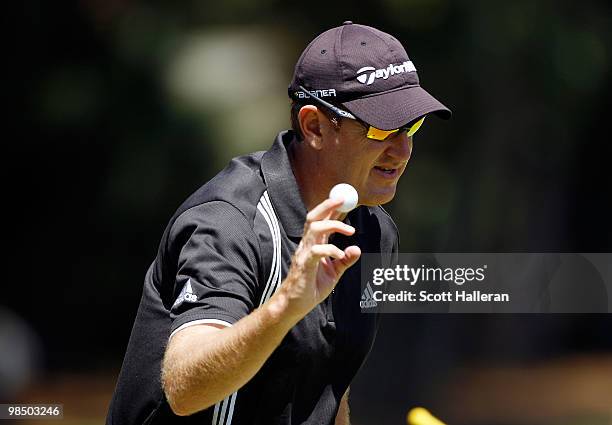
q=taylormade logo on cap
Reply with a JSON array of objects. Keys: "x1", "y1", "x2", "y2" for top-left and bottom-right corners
[{"x1": 356, "y1": 61, "x2": 417, "y2": 85}]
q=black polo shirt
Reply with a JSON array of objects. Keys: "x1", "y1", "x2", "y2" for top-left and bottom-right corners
[{"x1": 107, "y1": 130, "x2": 399, "y2": 425}]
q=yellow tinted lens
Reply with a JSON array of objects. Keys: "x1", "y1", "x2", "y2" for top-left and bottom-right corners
[
  {"x1": 366, "y1": 116, "x2": 426, "y2": 140},
  {"x1": 406, "y1": 116, "x2": 425, "y2": 137},
  {"x1": 367, "y1": 127, "x2": 398, "y2": 140}
]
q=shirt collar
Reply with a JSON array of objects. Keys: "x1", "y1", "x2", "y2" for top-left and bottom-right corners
[
  {"x1": 262, "y1": 130, "x2": 370, "y2": 238},
  {"x1": 261, "y1": 130, "x2": 309, "y2": 237}
]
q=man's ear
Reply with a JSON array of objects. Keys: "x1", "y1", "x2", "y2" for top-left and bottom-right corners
[{"x1": 298, "y1": 105, "x2": 324, "y2": 150}]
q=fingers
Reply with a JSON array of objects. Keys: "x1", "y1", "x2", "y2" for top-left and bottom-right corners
[
  {"x1": 306, "y1": 198, "x2": 344, "y2": 223},
  {"x1": 310, "y1": 244, "x2": 346, "y2": 260},
  {"x1": 307, "y1": 220, "x2": 355, "y2": 238},
  {"x1": 332, "y1": 245, "x2": 361, "y2": 276},
  {"x1": 328, "y1": 207, "x2": 343, "y2": 222}
]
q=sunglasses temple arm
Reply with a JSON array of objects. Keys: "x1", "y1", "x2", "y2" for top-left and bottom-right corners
[{"x1": 297, "y1": 85, "x2": 357, "y2": 120}]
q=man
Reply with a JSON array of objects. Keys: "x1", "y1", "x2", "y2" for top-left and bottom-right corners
[{"x1": 107, "y1": 21, "x2": 450, "y2": 425}]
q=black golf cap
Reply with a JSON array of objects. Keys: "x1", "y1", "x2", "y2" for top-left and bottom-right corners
[{"x1": 289, "y1": 21, "x2": 451, "y2": 130}]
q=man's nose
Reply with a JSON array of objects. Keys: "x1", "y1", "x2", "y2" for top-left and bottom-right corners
[{"x1": 385, "y1": 132, "x2": 413, "y2": 161}]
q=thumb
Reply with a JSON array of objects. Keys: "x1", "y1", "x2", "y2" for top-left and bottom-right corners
[{"x1": 333, "y1": 245, "x2": 361, "y2": 277}]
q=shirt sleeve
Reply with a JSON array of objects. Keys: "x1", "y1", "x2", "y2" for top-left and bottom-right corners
[{"x1": 167, "y1": 201, "x2": 262, "y2": 337}]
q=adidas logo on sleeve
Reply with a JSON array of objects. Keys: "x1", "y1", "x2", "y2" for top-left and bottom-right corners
[{"x1": 172, "y1": 279, "x2": 198, "y2": 308}]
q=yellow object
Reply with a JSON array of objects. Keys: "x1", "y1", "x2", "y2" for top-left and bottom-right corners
[
  {"x1": 366, "y1": 116, "x2": 426, "y2": 141},
  {"x1": 406, "y1": 407, "x2": 447, "y2": 425}
]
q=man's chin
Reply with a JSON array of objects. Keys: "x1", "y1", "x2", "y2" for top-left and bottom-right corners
[{"x1": 360, "y1": 188, "x2": 397, "y2": 206}]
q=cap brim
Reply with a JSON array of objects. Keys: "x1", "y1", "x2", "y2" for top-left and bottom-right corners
[{"x1": 342, "y1": 86, "x2": 451, "y2": 130}]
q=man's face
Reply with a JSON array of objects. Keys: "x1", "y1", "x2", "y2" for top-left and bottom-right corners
[{"x1": 320, "y1": 115, "x2": 414, "y2": 206}]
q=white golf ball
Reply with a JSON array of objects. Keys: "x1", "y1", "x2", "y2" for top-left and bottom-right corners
[{"x1": 329, "y1": 183, "x2": 358, "y2": 213}]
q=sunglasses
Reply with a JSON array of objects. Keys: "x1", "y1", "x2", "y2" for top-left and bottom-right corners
[{"x1": 296, "y1": 85, "x2": 426, "y2": 141}]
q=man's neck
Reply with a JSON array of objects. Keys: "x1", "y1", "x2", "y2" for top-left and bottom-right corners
[{"x1": 288, "y1": 140, "x2": 347, "y2": 221}]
